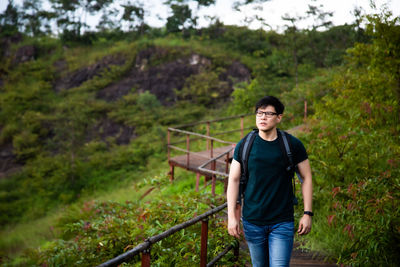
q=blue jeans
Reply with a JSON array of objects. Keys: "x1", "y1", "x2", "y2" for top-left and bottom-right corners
[{"x1": 242, "y1": 219, "x2": 294, "y2": 267}]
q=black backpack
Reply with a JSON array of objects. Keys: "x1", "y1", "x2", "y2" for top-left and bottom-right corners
[{"x1": 237, "y1": 129, "x2": 303, "y2": 205}]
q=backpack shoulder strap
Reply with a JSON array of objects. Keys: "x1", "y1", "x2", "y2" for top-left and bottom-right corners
[
  {"x1": 237, "y1": 129, "x2": 258, "y2": 204},
  {"x1": 278, "y1": 129, "x2": 303, "y2": 183},
  {"x1": 240, "y1": 129, "x2": 258, "y2": 165}
]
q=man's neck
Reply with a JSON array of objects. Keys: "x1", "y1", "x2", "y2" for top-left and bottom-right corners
[{"x1": 258, "y1": 128, "x2": 278, "y2": 141}]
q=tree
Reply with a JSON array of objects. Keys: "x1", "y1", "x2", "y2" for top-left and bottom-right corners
[
  {"x1": 49, "y1": 0, "x2": 112, "y2": 40},
  {"x1": 306, "y1": 0, "x2": 333, "y2": 31},
  {"x1": 282, "y1": 14, "x2": 304, "y2": 87},
  {"x1": 97, "y1": 8, "x2": 121, "y2": 32},
  {"x1": 364, "y1": 10, "x2": 400, "y2": 104},
  {"x1": 232, "y1": 0, "x2": 271, "y2": 11},
  {"x1": 21, "y1": 0, "x2": 55, "y2": 36},
  {"x1": 165, "y1": 0, "x2": 217, "y2": 33},
  {"x1": 121, "y1": 2, "x2": 146, "y2": 33},
  {"x1": 49, "y1": 0, "x2": 80, "y2": 37},
  {"x1": 21, "y1": 0, "x2": 42, "y2": 36},
  {"x1": 166, "y1": 3, "x2": 195, "y2": 33},
  {"x1": 0, "y1": 0, "x2": 22, "y2": 36}
]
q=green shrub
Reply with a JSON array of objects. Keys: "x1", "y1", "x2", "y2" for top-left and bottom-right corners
[
  {"x1": 27, "y1": 180, "x2": 235, "y2": 267},
  {"x1": 300, "y1": 11, "x2": 400, "y2": 266}
]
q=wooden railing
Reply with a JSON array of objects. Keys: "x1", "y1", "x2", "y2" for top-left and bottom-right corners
[
  {"x1": 168, "y1": 113, "x2": 253, "y2": 151},
  {"x1": 167, "y1": 127, "x2": 235, "y2": 169},
  {"x1": 167, "y1": 113, "x2": 253, "y2": 195},
  {"x1": 97, "y1": 203, "x2": 238, "y2": 267},
  {"x1": 198, "y1": 147, "x2": 233, "y2": 178}
]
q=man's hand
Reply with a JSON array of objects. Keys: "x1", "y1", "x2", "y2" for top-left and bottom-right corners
[
  {"x1": 298, "y1": 214, "x2": 312, "y2": 235},
  {"x1": 228, "y1": 204, "x2": 242, "y2": 238},
  {"x1": 228, "y1": 217, "x2": 242, "y2": 238}
]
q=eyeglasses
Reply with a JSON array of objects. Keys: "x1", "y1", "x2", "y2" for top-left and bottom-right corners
[{"x1": 256, "y1": 111, "x2": 278, "y2": 118}]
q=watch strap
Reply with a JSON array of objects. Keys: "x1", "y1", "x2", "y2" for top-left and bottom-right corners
[{"x1": 304, "y1": 211, "x2": 314, "y2": 216}]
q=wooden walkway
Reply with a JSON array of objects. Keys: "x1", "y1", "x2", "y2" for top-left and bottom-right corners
[
  {"x1": 239, "y1": 241, "x2": 338, "y2": 266},
  {"x1": 290, "y1": 244, "x2": 337, "y2": 267},
  {"x1": 169, "y1": 145, "x2": 234, "y2": 177},
  {"x1": 167, "y1": 113, "x2": 248, "y2": 189}
]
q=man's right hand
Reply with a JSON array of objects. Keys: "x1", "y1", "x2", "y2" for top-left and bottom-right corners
[
  {"x1": 228, "y1": 204, "x2": 242, "y2": 238},
  {"x1": 228, "y1": 217, "x2": 241, "y2": 238}
]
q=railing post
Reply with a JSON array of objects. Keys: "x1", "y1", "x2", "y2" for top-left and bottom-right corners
[
  {"x1": 167, "y1": 129, "x2": 171, "y2": 161},
  {"x1": 200, "y1": 219, "x2": 209, "y2": 267},
  {"x1": 210, "y1": 140, "x2": 216, "y2": 196},
  {"x1": 212, "y1": 176, "x2": 216, "y2": 196},
  {"x1": 233, "y1": 242, "x2": 239, "y2": 267},
  {"x1": 169, "y1": 164, "x2": 174, "y2": 181},
  {"x1": 210, "y1": 140, "x2": 213, "y2": 159},
  {"x1": 141, "y1": 248, "x2": 151, "y2": 267},
  {"x1": 206, "y1": 121, "x2": 210, "y2": 151},
  {"x1": 196, "y1": 172, "x2": 200, "y2": 192},
  {"x1": 186, "y1": 134, "x2": 190, "y2": 168},
  {"x1": 304, "y1": 100, "x2": 307, "y2": 120}
]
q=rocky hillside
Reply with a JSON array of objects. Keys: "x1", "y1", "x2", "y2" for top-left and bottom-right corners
[{"x1": 0, "y1": 37, "x2": 251, "y2": 179}]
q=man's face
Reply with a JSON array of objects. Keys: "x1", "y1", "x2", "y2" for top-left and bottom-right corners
[{"x1": 255, "y1": 105, "x2": 282, "y2": 132}]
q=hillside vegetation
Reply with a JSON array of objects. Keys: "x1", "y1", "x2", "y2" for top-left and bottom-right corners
[{"x1": 0, "y1": 7, "x2": 399, "y2": 267}]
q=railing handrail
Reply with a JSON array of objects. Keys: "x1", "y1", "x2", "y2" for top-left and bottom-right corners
[
  {"x1": 168, "y1": 127, "x2": 235, "y2": 145},
  {"x1": 97, "y1": 203, "x2": 228, "y2": 267},
  {"x1": 171, "y1": 113, "x2": 253, "y2": 129},
  {"x1": 169, "y1": 126, "x2": 254, "y2": 146},
  {"x1": 198, "y1": 147, "x2": 234, "y2": 178},
  {"x1": 168, "y1": 145, "x2": 229, "y2": 164}
]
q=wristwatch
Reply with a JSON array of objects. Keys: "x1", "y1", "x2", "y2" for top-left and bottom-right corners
[{"x1": 304, "y1": 211, "x2": 314, "y2": 217}]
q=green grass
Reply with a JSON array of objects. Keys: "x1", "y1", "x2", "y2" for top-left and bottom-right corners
[
  {"x1": 0, "y1": 158, "x2": 162, "y2": 258},
  {"x1": 63, "y1": 40, "x2": 136, "y2": 72}
]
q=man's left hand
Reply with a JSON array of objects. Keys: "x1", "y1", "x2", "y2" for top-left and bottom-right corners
[{"x1": 298, "y1": 215, "x2": 312, "y2": 235}]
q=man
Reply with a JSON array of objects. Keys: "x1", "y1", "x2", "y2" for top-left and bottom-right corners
[{"x1": 227, "y1": 96, "x2": 313, "y2": 267}]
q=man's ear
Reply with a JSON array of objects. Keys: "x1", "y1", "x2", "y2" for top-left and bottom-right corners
[{"x1": 277, "y1": 114, "x2": 283, "y2": 122}]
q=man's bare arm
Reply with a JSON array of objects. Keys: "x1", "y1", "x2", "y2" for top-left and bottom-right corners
[
  {"x1": 297, "y1": 159, "x2": 313, "y2": 235},
  {"x1": 227, "y1": 159, "x2": 242, "y2": 238}
]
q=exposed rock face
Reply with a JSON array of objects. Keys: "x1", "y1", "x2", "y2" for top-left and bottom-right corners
[
  {"x1": 223, "y1": 61, "x2": 251, "y2": 85},
  {"x1": 53, "y1": 54, "x2": 126, "y2": 92},
  {"x1": 0, "y1": 142, "x2": 21, "y2": 178},
  {"x1": 51, "y1": 46, "x2": 251, "y2": 104},
  {"x1": 97, "y1": 48, "x2": 211, "y2": 104},
  {"x1": 12, "y1": 45, "x2": 36, "y2": 65},
  {"x1": 0, "y1": 33, "x2": 23, "y2": 59},
  {"x1": 86, "y1": 119, "x2": 135, "y2": 145},
  {"x1": 97, "y1": 47, "x2": 251, "y2": 105}
]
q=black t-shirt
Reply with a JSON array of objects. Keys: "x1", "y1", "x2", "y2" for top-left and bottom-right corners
[{"x1": 233, "y1": 132, "x2": 308, "y2": 225}]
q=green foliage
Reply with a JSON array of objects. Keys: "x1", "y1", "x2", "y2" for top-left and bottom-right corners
[
  {"x1": 0, "y1": 1, "x2": 22, "y2": 37},
  {"x1": 166, "y1": 3, "x2": 196, "y2": 34},
  {"x1": 297, "y1": 11, "x2": 400, "y2": 266},
  {"x1": 24, "y1": 176, "x2": 235, "y2": 267},
  {"x1": 281, "y1": 67, "x2": 337, "y2": 119},
  {"x1": 136, "y1": 91, "x2": 161, "y2": 110},
  {"x1": 0, "y1": 10, "x2": 393, "y2": 266},
  {"x1": 217, "y1": 26, "x2": 272, "y2": 57},
  {"x1": 177, "y1": 68, "x2": 229, "y2": 106}
]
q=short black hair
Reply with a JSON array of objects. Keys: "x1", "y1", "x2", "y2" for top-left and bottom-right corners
[{"x1": 255, "y1": 96, "x2": 285, "y2": 114}]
